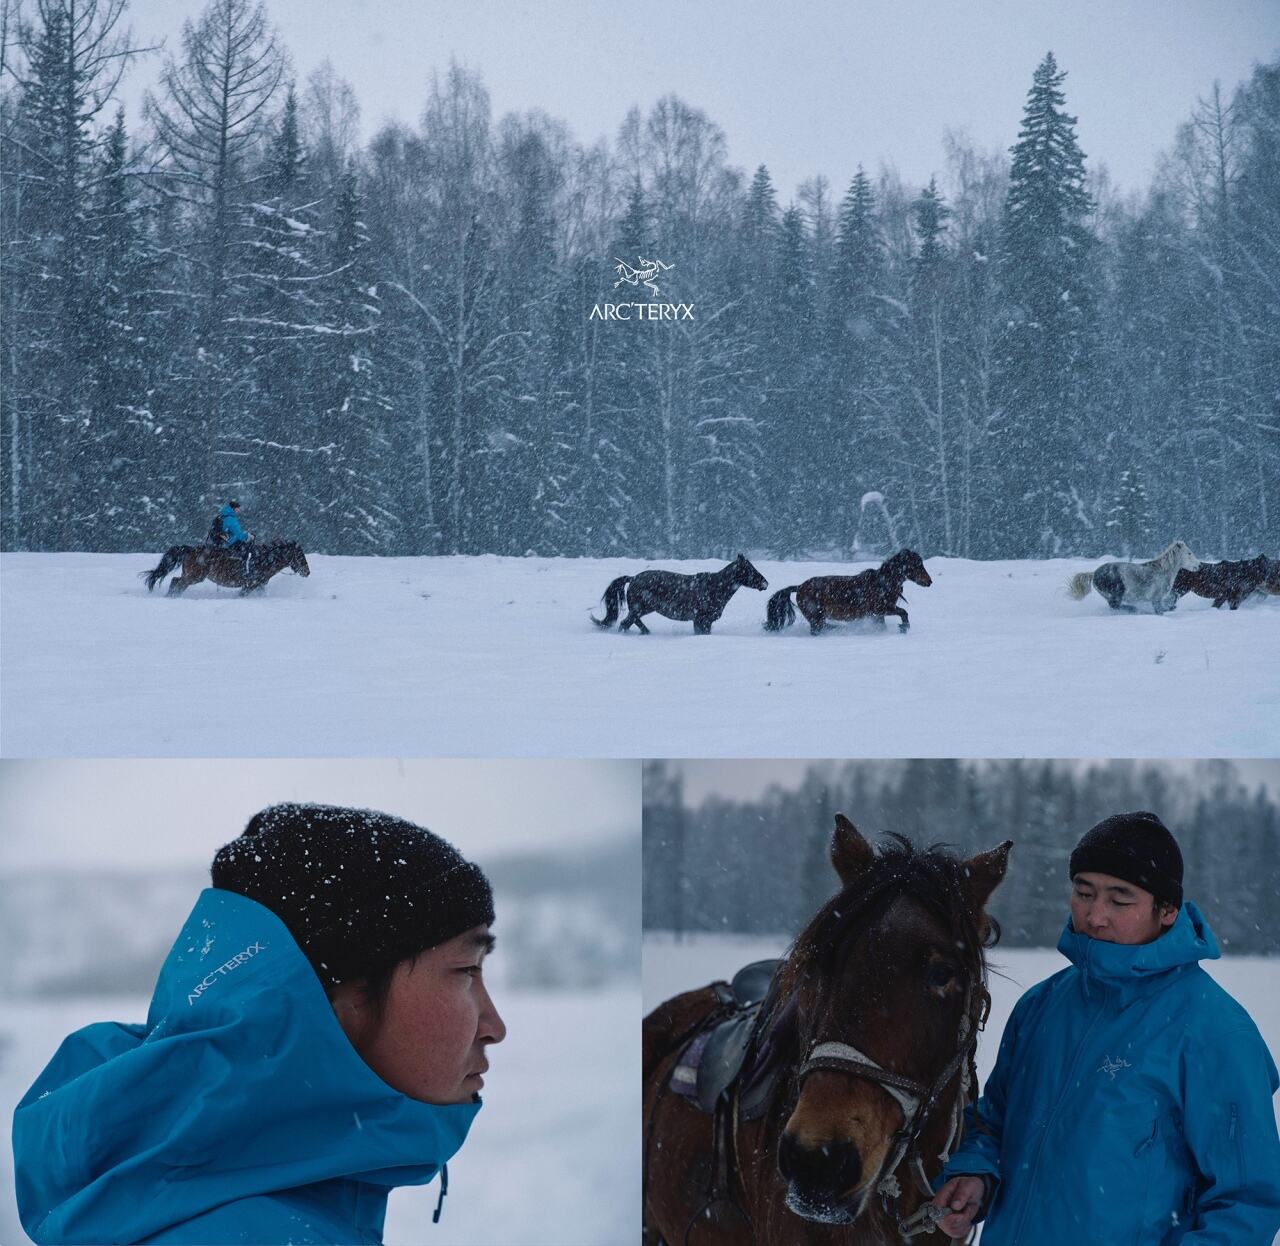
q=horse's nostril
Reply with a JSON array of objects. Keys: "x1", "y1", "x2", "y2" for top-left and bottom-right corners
[{"x1": 778, "y1": 1133, "x2": 863, "y2": 1196}]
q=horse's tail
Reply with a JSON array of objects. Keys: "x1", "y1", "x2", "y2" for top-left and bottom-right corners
[
  {"x1": 1067, "y1": 571, "x2": 1094, "y2": 600},
  {"x1": 764, "y1": 587, "x2": 799, "y2": 631},
  {"x1": 142, "y1": 546, "x2": 188, "y2": 592},
  {"x1": 591, "y1": 575, "x2": 631, "y2": 628}
]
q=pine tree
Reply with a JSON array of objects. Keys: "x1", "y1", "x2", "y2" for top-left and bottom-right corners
[
  {"x1": 146, "y1": 0, "x2": 286, "y2": 521},
  {"x1": 769, "y1": 204, "x2": 818, "y2": 553},
  {"x1": 825, "y1": 168, "x2": 896, "y2": 540},
  {"x1": 997, "y1": 52, "x2": 1098, "y2": 556},
  {"x1": 2, "y1": 0, "x2": 144, "y2": 549},
  {"x1": 1105, "y1": 468, "x2": 1154, "y2": 557},
  {"x1": 306, "y1": 164, "x2": 396, "y2": 553},
  {"x1": 83, "y1": 110, "x2": 173, "y2": 549}
]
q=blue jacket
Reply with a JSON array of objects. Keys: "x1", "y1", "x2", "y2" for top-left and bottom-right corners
[
  {"x1": 942, "y1": 902, "x2": 1280, "y2": 1245},
  {"x1": 219, "y1": 504, "x2": 248, "y2": 546},
  {"x1": 13, "y1": 888, "x2": 481, "y2": 1245}
]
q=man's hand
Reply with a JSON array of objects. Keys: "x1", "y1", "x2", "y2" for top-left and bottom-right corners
[{"x1": 932, "y1": 1174, "x2": 986, "y2": 1239}]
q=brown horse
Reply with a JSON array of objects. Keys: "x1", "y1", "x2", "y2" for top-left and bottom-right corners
[
  {"x1": 764, "y1": 549, "x2": 932, "y2": 634},
  {"x1": 643, "y1": 816, "x2": 1010, "y2": 1246},
  {"x1": 142, "y1": 540, "x2": 310, "y2": 597},
  {"x1": 1174, "y1": 554, "x2": 1274, "y2": 609}
]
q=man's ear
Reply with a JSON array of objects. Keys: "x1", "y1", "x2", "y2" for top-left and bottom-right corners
[
  {"x1": 831, "y1": 813, "x2": 874, "y2": 887},
  {"x1": 328, "y1": 980, "x2": 372, "y2": 1048}
]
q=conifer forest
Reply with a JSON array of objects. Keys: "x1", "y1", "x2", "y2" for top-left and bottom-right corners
[
  {"x1": 642, "y1": 759, "x2": 1280, "y2": 953},
  {"x1": 3, "y1": 0, "x2": 1278, "y2": 560}
]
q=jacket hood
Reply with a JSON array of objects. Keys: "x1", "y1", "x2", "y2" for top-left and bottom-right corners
[
  {"x1": 1056, "y1": 898, "x2": 1219, "y2": 992},
  {"x1": 14, "y1": 887, "x2": 480, "y2": 1244}
]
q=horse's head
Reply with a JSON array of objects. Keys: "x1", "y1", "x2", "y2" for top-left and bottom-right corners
[
  {"x1": 734, "y1": 553, "x2": 769, "y2": 592},
  {"x1": 285, "y1": 541, "x2": 310, "y2": 577},
  {"x1": 888, "y1": 548, "x2": 932, "y2": 588},
  {"x1": 774, "y1": 815, "x2": 1010, "y2": 1226},
  {"x1": 1167, "y1": 540, "x2": 1200, "y2": 572}
]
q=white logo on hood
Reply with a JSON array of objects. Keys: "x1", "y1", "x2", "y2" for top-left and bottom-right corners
[{"x1": 187, "y1": 941, "x2": 266, "y2": 1005}]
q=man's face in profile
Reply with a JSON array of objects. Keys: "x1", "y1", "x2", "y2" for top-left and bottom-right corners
[{"x1": 345, "y1": 925, "x2": 506, "y2": 1103}]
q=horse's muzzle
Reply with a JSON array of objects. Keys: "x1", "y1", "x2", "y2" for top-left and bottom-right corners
[{"x1": 778, "y1": 1133, "x2": 862, "y2": 1223}]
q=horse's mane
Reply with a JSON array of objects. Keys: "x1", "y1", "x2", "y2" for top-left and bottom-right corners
[
  {"x1": 882, "y1": 548, "x2": 921, "y2": 572},
  {"x1": 257, "y1": 537, "x2": 301, "y2": 554},
  {"x1": 757, "y1": 834, "x2": 998, "y2": 1115}
]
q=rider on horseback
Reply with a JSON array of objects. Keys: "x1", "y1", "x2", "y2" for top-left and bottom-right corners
[{"x1": 210, "y1": 500, "x2": 253, "y2": 577}]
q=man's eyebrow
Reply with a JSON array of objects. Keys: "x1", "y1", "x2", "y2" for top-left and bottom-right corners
[
  {"x1": 466, "y1": 931, "x2": 496, "y2": 954},
  {"x1": 1103, "y1": 884, "x2": 1137, "y2": 896}
]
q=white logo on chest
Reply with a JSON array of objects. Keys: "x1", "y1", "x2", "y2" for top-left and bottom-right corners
[{"x1": 1098, "y1": 1054, "x2": 1131, "y2": 1080}]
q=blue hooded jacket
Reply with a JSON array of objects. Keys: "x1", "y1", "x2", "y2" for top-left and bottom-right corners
[
  {"x1": 941, "y1": 902, "x2": 1280, "y2": 1245},
  {"x1": 219, "y1": 504, "x2": 248, "y2": 546},
  {"x1": 13, "y1": 888, "x2": 481, "y2": 1245}
]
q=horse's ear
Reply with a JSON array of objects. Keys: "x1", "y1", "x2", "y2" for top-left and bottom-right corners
[
  {"x1": 831, "y1": 813, "x2": 875, "y2": 886},
  {"x1": 962, "y1": 840, "x2": 1012, "y2": 917}
]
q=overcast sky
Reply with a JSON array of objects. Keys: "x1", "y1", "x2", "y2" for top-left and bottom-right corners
[
  {"x1": 0, "y1": 759, "x2": 638, "y2": 869},
  {"x1": 111, "y1": 0, "x2": 1279, "y2": 205}
]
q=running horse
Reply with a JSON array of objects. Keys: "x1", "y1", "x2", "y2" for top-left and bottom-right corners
[
  {"x1": 1173, "y1": 554, "x2": 1274, "y2": 610},
  {"x1": 592, "y1": 554, "x2": 769, "y2": 635},
  {"x1": 643, "y1": 816, "x2": 1011, "y2": 1245},
  {"x1": 764, "y1": 549, "x2": 932, "y2": 634},
  {"x1": 142, "y1": 540, "x2": 310, "y2": 597},
  {"x1": 1067, "y1": 540, "x2": 1199, "y2": 613}
]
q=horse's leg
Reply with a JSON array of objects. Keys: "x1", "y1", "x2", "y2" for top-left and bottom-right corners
[
  {"x1": 804, "y1": 604, "x2": 825, "y2": 635},
  {"x1": 166, "y1": 577, "x2": 187, "y2": 597},
  {"x1": 693, "y1": 612, "x2": 714, "y2": 635},
  {"x1": 890, "y1": 606, "x2": 910, "y2": 632}
]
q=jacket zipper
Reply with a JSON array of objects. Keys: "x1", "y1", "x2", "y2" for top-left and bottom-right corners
[{"x1": 1009, "y1": 975, "x2": 1106, "y2": 1246}]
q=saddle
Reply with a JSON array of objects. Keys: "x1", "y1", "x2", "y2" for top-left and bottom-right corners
[{"x1": 671, "y1": 959, "x2": 782, "y2": 1120}]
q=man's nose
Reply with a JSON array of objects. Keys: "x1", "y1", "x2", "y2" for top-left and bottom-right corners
[{"x1": 480, "y1": 987, "x2": 507, "y2": 1045}]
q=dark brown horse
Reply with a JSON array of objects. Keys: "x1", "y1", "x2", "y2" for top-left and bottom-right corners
[
  {"x1": 592, "y1": 554, "x2": 769, "y2": 635},
  {"x1": 1174, "y1": 554, "x2": 1274, "y2": 609},
  {"x1": 643, "y1": 816, "x2": 1011, "y2": 1245},
  {"x1": 764, "y1": 549, "x2": 932, "y2": 634},
  {"x1": 142, "y1": 540, "x2": 311, "y2": 597}
]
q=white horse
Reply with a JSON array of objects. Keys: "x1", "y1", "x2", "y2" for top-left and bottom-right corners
[{"x1": 1068, "y1": 541, "x2": 1201, "y2": 614}]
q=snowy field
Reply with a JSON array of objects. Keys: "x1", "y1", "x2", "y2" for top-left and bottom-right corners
[
  {"x1": 2, "y1": 552, "x2": 1277, "y2": 758},
  {"x1": 0, "y1": 987, "x2": 638, "y2": 1246},
  {"x1": 643, "y1": 932, "x2": 1280, "y2": 1243},
  {"x1": 0, "y1": 553, "x2": 1274, "y2": 758}
]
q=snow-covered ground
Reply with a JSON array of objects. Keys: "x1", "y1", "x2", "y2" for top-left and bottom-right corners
[
  {"x1": 3, "y1": 553, "x2": 1276, "y2": 757},
  {"x1": 0, "y1": 987, "x2": 638, "y2": 1246},
  {"x1": 644, "y1": 932, "x2": 1280, "y2": 1243}
]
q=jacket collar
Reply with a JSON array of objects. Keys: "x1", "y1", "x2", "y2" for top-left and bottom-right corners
[{"x1": 1056, "y1": 899, "x2": 1219, "y2": 1001}]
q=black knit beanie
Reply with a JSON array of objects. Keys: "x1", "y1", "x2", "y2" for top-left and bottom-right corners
[
  {"x1": 211, "y1": 803, "x2": 495, "y2": 988},
  {"x1": 1068, "y1": 811, "x2": 1183, "y2": 909}
]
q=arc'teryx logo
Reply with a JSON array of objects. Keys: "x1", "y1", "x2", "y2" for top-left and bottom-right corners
[
  {"x1": 187, "y1": 941, "x2": 266, "y2": 1005},
  {"x1": 613, "y1": 255, "x2": 673, "y2": 296},
  {"x1": 1098, "y1": 1054, "x2": 1131, "y2": 1080},
  {"x1": 591, "y1": 255, "x2": 694, "y2": 322}
]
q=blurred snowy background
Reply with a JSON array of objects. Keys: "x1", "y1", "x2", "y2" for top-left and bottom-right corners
[
  {"x1": 0, "y1": 759, "x2": 641, "y2": 1246},
  {"x1": 644, "y1": 758, "x2": 1280, "y2": 950}
]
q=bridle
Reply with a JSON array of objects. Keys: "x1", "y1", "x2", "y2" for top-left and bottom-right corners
[{"x1": 791, "y1": 884, "x2": 991, "y2": 1239}]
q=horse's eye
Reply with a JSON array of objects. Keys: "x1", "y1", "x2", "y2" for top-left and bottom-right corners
[{"x1": 926, "y1": 963, "x2": 956, "y2": 990}]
